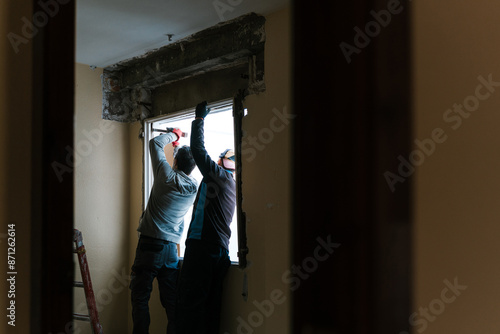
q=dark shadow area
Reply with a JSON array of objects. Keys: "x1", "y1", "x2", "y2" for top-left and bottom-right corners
[
  {"x1": 4, "y1": 1, "x2": 43, "y2": 332},
  {"x1": 292, "y1": 0, "x2": 412, "y2": 333},
  {"x1": 30, "y1": 0, "x2": 76, "y2": 332}
]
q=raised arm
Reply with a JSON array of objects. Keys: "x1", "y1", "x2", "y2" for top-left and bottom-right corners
[
  {"x1": 191, "y1": 118, "x2": 219, "y2": 177},
  {"x1": 149, "y1": 132, "x2": 177, "y2": 177},
  {"x1": 190, "y1": 101, "x2": 221, "y2": 177}
]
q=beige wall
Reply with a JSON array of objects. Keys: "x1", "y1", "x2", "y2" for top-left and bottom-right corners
[
  {"x1": 220, "y1": 7, "x2": 292, "y2": 334},
  {"x1": 413, "y1": 1, "x2": 500, "y2": 333},
  {"x1": 128, "y1": 120, "x2": 144, "y2": 331},
  {"x1": 74, "y1": 63, "x2": 131, "y2": 334}
]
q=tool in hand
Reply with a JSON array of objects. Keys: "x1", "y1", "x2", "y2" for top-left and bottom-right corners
[
  {"x1": 152, "y1": 127, "x2": 187, "y2": 148},
  {"x1": 152, "y1": 127, "x2": 189, "y2": 137}
]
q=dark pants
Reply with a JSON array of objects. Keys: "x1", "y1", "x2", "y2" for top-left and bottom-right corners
[
  {"x1": 130, "y1": 235, "x2": 179, "y2": 334},
  {"x1": 176, "y1": 239, "x2": 231, "y2": 334}
]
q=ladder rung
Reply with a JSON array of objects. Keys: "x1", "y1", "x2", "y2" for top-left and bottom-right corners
[
  {"x1": 73, "y1": 229, "x2": 103, "y2": 333},
  {"x1": 73, "y1": 313, "x2": 91, "y2": 322}
]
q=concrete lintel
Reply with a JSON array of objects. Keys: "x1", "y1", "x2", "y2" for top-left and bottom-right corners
[
  {"x1": 153, "y1": 63, "x2": 250, "y2": 115},
  {"x1": 106, "y1": 12, "x2": 265, "y2": 88},
  {"x1": 102, "y1": 12, "x2": 266, "y2": 122}
]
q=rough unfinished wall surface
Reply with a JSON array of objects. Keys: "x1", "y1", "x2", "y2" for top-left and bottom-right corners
[{"x1": 102, "y1": 13, "x2": 266, "y2": 123}]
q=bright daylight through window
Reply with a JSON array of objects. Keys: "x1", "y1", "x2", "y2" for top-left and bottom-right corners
[{"x1": 143, "y1": 102, "x2": 239, "y2": 262}]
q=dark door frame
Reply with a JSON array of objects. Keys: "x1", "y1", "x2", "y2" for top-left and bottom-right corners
[
  {"x1": 292, "y1": 1, "x2": 412, "y2": 333},
  {"x1": 31, "y1": 0, "x2": 75, "y2": 333}
]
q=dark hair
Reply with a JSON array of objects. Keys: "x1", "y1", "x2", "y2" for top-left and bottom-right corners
[{"x1": 175, "y1": 145, "x2": 196, "y2": 175}]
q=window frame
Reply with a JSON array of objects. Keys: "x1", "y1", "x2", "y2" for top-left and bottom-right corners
[
  {"x1": 142, "y1": 98, "x2": 246, "y2": 266},
  {"x1": 143, "y1": 99, "x2": 234, "y2": 206}
]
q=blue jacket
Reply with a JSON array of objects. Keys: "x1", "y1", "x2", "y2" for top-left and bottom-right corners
[
  {"x1": 138, "y1": 133, "x2": 198, "y2": 243},
  {"x1": 187, "y1": 119, "x2": 236, "y2": 250}
]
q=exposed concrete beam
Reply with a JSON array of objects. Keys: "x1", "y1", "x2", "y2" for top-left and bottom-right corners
[
  {"x1": 102, "y1": 13, "x2": 266, "y2": 122},
  {"x1": 153, "y1": 63, "x2": 249, "y2": 115}
]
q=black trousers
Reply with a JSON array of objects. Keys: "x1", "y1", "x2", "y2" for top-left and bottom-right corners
[
  {"x1": 176, "y1": 239, "x2": 231, "y2": 334},
  {"x1": 130, "y1": 236, "x2": 179, "y2": 334}
]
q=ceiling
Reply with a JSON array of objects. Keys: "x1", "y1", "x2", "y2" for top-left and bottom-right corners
[{"x1": 76, "y1": 0, "x2": 289, "y2": 68}]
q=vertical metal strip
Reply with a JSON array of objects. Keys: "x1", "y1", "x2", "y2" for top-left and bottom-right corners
[{"x1": 233, "y1": 90, "x2": 248, "y2": 269}]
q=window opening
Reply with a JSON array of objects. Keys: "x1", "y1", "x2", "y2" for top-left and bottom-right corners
[{"x1": 143, "y1": 101, "x2": 239, "y2": 262}]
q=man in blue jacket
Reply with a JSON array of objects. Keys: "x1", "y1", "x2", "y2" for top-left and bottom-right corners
[
  {"x1": 176, "y1": 101, "x2": 236, "y2": 334},
  {"x1": 131, "y1": 129, "x2": 198, "y2": 334}
]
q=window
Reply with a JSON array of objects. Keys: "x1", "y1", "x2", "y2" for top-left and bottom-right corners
[{"x1": 143, "y1": 100, "x2": 239, "y2": 262}]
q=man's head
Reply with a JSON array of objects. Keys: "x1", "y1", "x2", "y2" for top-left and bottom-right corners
[
  {"x1": 218, "y1": 149, "x2": 236, "y2": 171},
  {"x1": 174, "y1": 145, "x2": 196, "y2": 175}
]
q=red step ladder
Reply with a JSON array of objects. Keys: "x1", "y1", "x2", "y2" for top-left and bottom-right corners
[{"x1": 73, "y1": 229, "x2": 104, "y2": 334}]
